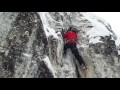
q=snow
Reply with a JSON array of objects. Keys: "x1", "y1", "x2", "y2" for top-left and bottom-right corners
[
  {"x1": 84, "y1": 13, "x2": 113, "y2": 44},
  {"x1": 116, "y1": 35, "x2": 120, "y2": 55},
  {"x1": 23, "y1": 53, "x2": 32, "y2": 58},
  {"x1": 84, "y1": 12, "x2": 111, "y2": 28},
  {"x1": 84, "y1": 12, "x2": 112, "y2": 35},
  {"x1": 43, "y1": 56, "x2": 57, "y2": 78},
  {"x1": 92, "y1": 12, "x2": 120, "y2": 36},
  {"x1": 118, "y1": 50, "x2": 120, "y2": 55},
  {"x1": 89, "y1": 37, "x2": 103, "y2": 44},
  {"x1": 115, "y1": 35, "x2": 120, "y2": 46},
  {"x1": 38, "y1": 12, "x2": 58, "y2": 39},
  {"x1": 87, "y1": 23, "x2": 112, "y2": 38},
  {"x1": 86, "y1": 23, "x2": 111, "y2": 44},
  {"x1": 61, "y1": 49, "x2": 77, "y2": 78}
]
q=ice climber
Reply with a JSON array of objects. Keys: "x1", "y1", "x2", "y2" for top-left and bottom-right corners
[{"x1": 63, "y1": 26, "x2": 87, "y2": 70}]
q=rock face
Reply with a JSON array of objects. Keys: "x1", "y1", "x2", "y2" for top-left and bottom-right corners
[
  {"x1": 0, "y1": 12, "x2": 120, "y2": 78},
  {"x1": 0, "y1": 12, "x2": 53, "y2": 78}
]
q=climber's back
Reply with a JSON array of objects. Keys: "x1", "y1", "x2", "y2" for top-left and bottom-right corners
[{"x1": 63, "y1": 27, "x2": 78, "y2": 44}]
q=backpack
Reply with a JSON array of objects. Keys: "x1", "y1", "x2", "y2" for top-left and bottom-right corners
[{"x1": 68, "y1": 26, "x2": 78, "y2": 33}]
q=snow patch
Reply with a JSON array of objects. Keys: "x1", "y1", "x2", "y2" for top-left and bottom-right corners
[
  {"x1": 118, "y1": 50, "x2": 120, "y2": 55},
  {"x1": 23, "y1": 53, "x2": 32, "y2": 58},
  {"x1": 115, "y1": 35, "x2": 120, "y2": 47},
  {"x1": 89, "y1": 37, "x2": 103, "y2": 44},
  {"x1": 84, "y1": 12, "x2": 111, "y2": 28},
  {"x1": 43, "y1": 56, "x2": 57, "y2": 78},
  {"x1": 86, "y1": 22, "x2": 112, "y2": 38},
  {"x1": 85, "y1": 13, "x2": 113, "y2": 44},
  {"x1": 38, "y1": 12, "x2": 58, "y2": 39}
]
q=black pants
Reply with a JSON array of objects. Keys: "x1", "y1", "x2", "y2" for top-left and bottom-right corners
[{"x1": 64, "y1": 43, "x2": 85, "y2": 66}]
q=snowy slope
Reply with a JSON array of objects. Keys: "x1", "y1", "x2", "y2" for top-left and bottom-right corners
[
  {"x1": 84, "y1": 12, "x2": 120, "y2": 57},
  {"x1": 84, "y1": 13, "x2": 114, "y2": 44}
]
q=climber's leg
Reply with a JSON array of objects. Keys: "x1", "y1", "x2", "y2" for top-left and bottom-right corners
[
  {"x1": 71, "y1": 44, "x2": 85, "y2": 66},
  {"x1": 63, "y1": 43, "x2": 68, "y2": 56}
]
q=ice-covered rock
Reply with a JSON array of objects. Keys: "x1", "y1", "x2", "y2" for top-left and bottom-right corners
[{"x1": 0, "y1": 12, "x2": 120, "y2": 78}]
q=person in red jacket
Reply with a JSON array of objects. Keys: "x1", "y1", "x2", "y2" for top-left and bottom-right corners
[{"x1": 63, "y1": 26, "x2": 87, "y2": 70}]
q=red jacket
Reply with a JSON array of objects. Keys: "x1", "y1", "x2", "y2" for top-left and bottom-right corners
[{"x1": 64, "y1": 31, "x2": 78, "y2": 44}]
